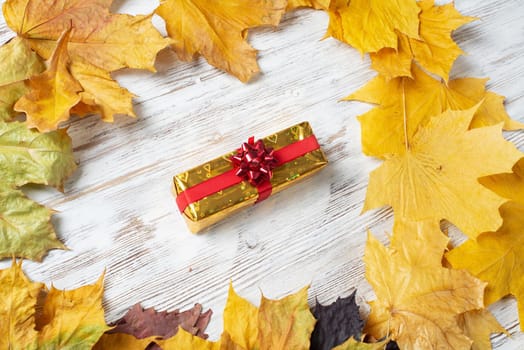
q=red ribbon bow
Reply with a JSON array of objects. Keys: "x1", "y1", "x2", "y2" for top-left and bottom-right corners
[{"x1": 231, "y1": 137, "x2": 278, "y2": 187}]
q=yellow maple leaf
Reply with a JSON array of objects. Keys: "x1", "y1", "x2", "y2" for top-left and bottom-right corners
[
  {"x1": 364, "y1": 220, "x2": 486, "y2": 350},
  {"x1": 370, "y1": 0, "x2": 476, "y2": 81},
  {"x1": 258, "y1": 286, "x2": 316, "y2": 350},
  {"x1": 69, "y1": 59, "x2": 136, "y2": 122},
  {"x1": 0, "y1": 37, "x2": 44, "y2": 121},
  {"x1": 346, "y1": 64, "x2": 523, "y2": 158},
  {"x1": 326, "y1": 0, "x2": 420, "y2": 54},
  {"x1": 3, "y1": 0, "x2": 169, "y2": 72},
  {"x1": 159, "y1": 327, "x2": 220, "y2": 350},
  {"x1": 458, "y1": 309, "x2": 508, "y2": 350},
  {"x1": 14, "y1": 30, "x2": 82, "y2": 132},
  {"x1": 287, "y1": 0, "x2": 329, "y2": 11},
  {"x1": 0, "y1": 261, "x2": 43, "y2": 350},
  {"x1": 223, "y1": 283, "x2": 258, "y2": 349},
  {"x1": 37, "y1": 273, "x2": 111, "y2": 348},
  {"x1": 446, "y1": 201, "x2": 524, "y2": 331},
  {"x1": 364, "y1": 105, "x2": 522, "y2": 239},
  {"x1": 156, "y1": 0, "x2": 286, "y2": 82}
]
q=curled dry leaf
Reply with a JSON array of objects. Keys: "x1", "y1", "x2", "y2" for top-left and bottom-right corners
[
  {"x1": 156, "y1": 0, "x2": 287, "y2": 82},
  {"x1": 370, "y1": 0, "x2": 476, "y2": 81},
  {"x1": 0, "y1": 37, "x2": 44, "y2": 121},
  {"x1": 326, "y1": 0, "x2": 420, "y2": 54},
  {"x1": 364, "y1": 219, "x2": 486, "y2": 349},
  {"x1": 310, "y1": 291, "x2": 364, "y2": 350},
  {"x1": 346, "y1": 64, "x2": 524, "y2": 158}
]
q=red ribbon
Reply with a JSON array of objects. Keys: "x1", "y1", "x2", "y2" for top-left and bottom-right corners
[{"x1": 176, "y1": 134, "x2": 320, "y2": 213}]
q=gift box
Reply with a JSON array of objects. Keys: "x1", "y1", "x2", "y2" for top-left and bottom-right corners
[{"x1": 173, "y1": 121, "x2": 328, "y2": 233}]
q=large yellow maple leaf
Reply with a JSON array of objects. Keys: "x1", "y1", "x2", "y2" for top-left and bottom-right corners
[
  {"x1": 347, "y1": 65, "x2": 523, "y2": 158},
  {"x1": 446, "y1": 201, "x2": 524, "y2": 331},
  {"x1": 3, "y1": 0, "x2": 168, "y2": 72},
  {"x1": 370, "y1": 0, "x2": 476, "y2": 81},
  {"x1": 14, "y1": 30, "x2": 82, "y2": 132},
  {"x1": 364, "y1": 105, "x2": 522, "y2": 239},
  {"x1": 156, "y1": 0, "x2": 286, "y2": 83},
  {"x1": 364, "y1": 220, "x2": 486, "y2": 349},
  {"x1": 326, "y1": 0, "x2": 420, "y2": 54}
]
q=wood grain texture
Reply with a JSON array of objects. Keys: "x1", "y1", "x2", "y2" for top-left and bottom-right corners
[{"x1": 0, "y1": 0, "x2": 523, "y2": 347}]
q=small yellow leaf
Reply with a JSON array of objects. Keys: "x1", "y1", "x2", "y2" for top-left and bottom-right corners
[
  {"x1": 223, "y1": 283, "x2": 258, "y2": 350},
  {"x1": 364, "y1": 222, "x2": 485, "y2": 350},
  {"x1": 458, "y1": 309, "x2": 508, "y2": 350},
  {"x1": 258, "y1": 286, "x2": 316, "y2": 350},
  {"x1": 370, "y1": 0, "x2": 476, "y2": 81},
  {"x1": 0, "y1": 37, "x2": 44, "y2": 121},
  {"x1": 364, "y1": 106, "x2": 522, "y2": 239},
  {"x1": 0, "y1": 261, "x2": 43, "y2": 350},
  {"x1": 93, "y1": 333, "x2": 158, "y2": 350},
  {"x1": 37, "y1": 274, "x2": 111, "y2": 349},
  {"x1": 347, "y1": 65, "x2": 523, "y2": 158},
  {"x1": 156, "y1": 0, "x2": 287, "y2": 82},
  {"x1": 3, "y1": 0, "x2": 169, "y2": 72},
  {"x1": 70, "y1": 59, "x2": 136, "y2": 122},
  {"x1": 159, "y1": 327, "x2": 220, "y2": 350},
  {"x1": 15, "y1": 30, "x2": 82, "y2": 132},
  {"x1": 332, "y1": 337, "x2": 387, "y2": 350},
  {"x1": 326, "y1": 0, "x2": 420, "y2": 54},
  {"x1": 446, "y1": 201, "x2": 524, "y2": 331}
]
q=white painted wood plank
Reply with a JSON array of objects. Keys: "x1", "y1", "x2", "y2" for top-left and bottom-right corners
[{"x1": 0, "y1": 0, "x2": 523, "y2": 347}]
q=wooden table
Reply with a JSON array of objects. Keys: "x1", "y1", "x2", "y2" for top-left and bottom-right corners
[{"x1": 1, "y1": 0, "x2": 523, "y2": 348}]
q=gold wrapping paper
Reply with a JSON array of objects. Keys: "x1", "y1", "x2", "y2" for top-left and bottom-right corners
[{"x1": 173, "y1": 121, "x2": 328, "y2": 233}]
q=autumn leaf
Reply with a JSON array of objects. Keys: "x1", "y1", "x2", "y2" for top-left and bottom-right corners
[
  {"x1": 458, "y1": 309, "x2": 508, "y2": 350},
  {"x1": 332, "y1": 337, "x2": 387, "y2": 350},
  {"x1": 0, "y1": 263, "x2": 108, "y2": 349},
  {"x1": 14, "y1": 30, "x2": 81, "y2": 132},
  {"x1": 156, "y1": 0, "x2": 286, "y2": 83},
  {"x1": 364, "y1": 220, "x2": 486, "y2": 349},
  {"x1": 346, "y1": 64, "x2": 523, "y2": 158},
  {"x1": 370, "y1": 0, "x2": 476, "y2": 81},
  {"x1": 287, "y1": 0, "x2": 329, "y2": 11},
  {"x1": 0, "y1": 37, "x2": 44, "y2": 121},
  {"x1": 479, "y1": 157, "x2": 524, "y2": 204},
  {"x1": 0, "y1": 261, "x2": 43, "y2": 350},
  {"x1": 0, "y1": 121, "x2": 75, "y2": 260},
  {"x1": 310, "y1": 291, "x2": 364, "y2": 350},
  {"x1": 3, "y1": 0, "x2": 169, "y2": 73},
  {"x1": 157, "y1": 327, "x2": 220, "y2": 350},
  {"x1": 363, "y1": 104, "x2": 522, "y2": 238},
  {"x1": 446, "y1": 201, "x2": 524, "y2": 331},
  {"x1": 37, "y1": 274, "x2": 110, "y2": 349},
  {"x1": 223, "y1": 283, "x2": 258, "y2": 349},
  {"x1": 258, "y1": 286, "x2": 316, "y2": 350},
  {"x1": 69, "y1": 59, "x2": 136, "y2": 122},
  {"x1": 326, "y1": 0, "x2": 420, "y2": 54}
]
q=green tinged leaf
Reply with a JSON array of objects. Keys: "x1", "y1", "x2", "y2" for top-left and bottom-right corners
[
  {"x1": 0, "y1": 37, "x2": 44, "y2": 121},
  {"x1": 0, "y1": 121, "x2": 76, "y2": 189},
  {"x1": 0, "y1": 121, "x2": 76, "y2": 260},
  {"x1": 0, "y1": 185, "x2": 65, "y2": 261}
]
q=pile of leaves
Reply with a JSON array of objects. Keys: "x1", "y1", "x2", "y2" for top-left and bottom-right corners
[{"x1": 0, "y1": 0, "x2": 523, "y2": 349}]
